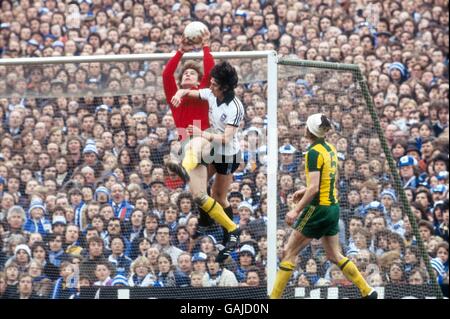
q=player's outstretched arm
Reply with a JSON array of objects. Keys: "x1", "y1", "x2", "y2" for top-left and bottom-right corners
[
  {"x1": 171, "y1": 89, "x2": 201, "y2": 107},
  {"x1": 200, "y1": 30, "x2": 214, "y2": 88},
  {"x1": 162, "y1": 36, "x2": 194, "y2": 104}
]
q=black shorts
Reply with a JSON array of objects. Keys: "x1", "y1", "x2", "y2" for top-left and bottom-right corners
[
  {"x1": 212, "y1": 153, "x2": 241, "y2": 175},
  {"x1": 200, "y1": 149, "x2": 241, "y2": 175}
]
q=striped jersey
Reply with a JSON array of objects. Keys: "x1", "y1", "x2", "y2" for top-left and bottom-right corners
[
  {"x1": 305, "y1": 138, "x2": 339, "y2": 206},
  {"x1": 199, "y1": 88, "x2": 244, "y2": 156}
]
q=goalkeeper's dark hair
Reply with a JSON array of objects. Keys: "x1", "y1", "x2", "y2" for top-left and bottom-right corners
[
  {"x1": 210, "y1": 61, "x2": 239, "y2": 94},
  {"x1": 319, "y1": 114, "x2": 332, "y2": 132}
]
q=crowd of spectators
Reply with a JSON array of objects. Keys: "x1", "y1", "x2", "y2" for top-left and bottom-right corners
[{"x1": 0, "y1": 0, "x2": 448, "y2": 299}]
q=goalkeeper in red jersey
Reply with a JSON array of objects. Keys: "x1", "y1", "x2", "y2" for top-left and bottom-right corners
[
  {"x1": 162, "y1": 30, "x2": 236, "y2": 253},
  {"x1": 162, "y1": 31, "x2": 213, "y2": 137}
]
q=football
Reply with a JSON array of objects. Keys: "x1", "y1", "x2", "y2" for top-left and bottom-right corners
[{"x1": 183, "y1": 21, "x2": 208, "y2": 44}]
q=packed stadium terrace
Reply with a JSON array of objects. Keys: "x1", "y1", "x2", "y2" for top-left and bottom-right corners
[{"x1": 0, "y1": 0, "x2": 448, "y2": 299}]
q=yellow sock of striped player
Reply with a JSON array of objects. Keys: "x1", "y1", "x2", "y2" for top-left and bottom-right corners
[
  {"x1": 270, "y1": 261, "x2": 295, "y2": 299},
  {"x1": 338, "y1": 257, "x2": 372, "y2": 297}
]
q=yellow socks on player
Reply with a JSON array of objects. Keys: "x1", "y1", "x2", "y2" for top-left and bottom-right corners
[
  {"x1": 182, "y1": 148, "x2": 198, "y2": 173},
  {"x1": 338, "y1": 257, "x2": 372, "y2": 297},
  {"x1": 270, "y1": 260, "x2": 295, "y2": 299},
  {"x1": 199, "y1": 196, "x2": 237, "y2": 232}
]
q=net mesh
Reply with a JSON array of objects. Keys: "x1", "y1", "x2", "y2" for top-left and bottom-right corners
[
  {"x1": 0, "y1": 57, "x2": 268, "y2": 99},
  {"x1": 0, "y1": 55, "x2": 269, "y2": 299},
  {"x1": 0, "y1": 54, "x2": 444, "y2": 299},
  {"x1": 276, "y1": 58, "x2": 443, "y2": 299}
]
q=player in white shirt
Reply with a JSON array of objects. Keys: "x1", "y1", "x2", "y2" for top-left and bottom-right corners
[{"x1": 169, "y1": 61, "x2": 244, "y2": 262}]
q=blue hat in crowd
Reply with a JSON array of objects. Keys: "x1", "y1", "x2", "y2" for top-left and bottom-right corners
[
  {"x1": 430, "y1": 258, "x2": 446, "y2": 277},
  {"x1": 88, "y1": 78, "x2": 99, "y2": 84},
  {"x1": 39, "y1": 7, "x2": 49, "y2": 15},
  {"x1": 346, "y1": 247, "x2": 359, "y2": 257},
  {"x1": 432, "y1": 185, "x2": 448, "y2": 194},
  {"x1": 380, "y1": 189, "x2": 397, "y2": 202},
  {"x1": 192, "y1": 252, "x2": 207, "y2": 263},
  {"x1": 104, "y1": 172, "x2": 119, "y2": 182},
  {"x1": 94, "y1": 186, "x2": 111, "y2": 202},
  {"x1": 207, "y1": 235, "x2": 217, "y2": 245},
  {"x1": 95, "y1": 104, "x2": 111, "y2": 113},
  {"x1": 133, "y1": 111, "x2": 147, "y2": 118},
  {"x1": 78, "y1": 0, "x2": 93, "y2": 6},
  {"x1": 398, "y1": 155, "x2": 417, "y2": 167},
  {"x1": 95, "y1": 186, "x2": 110, "y2": 196},
  {"x1": 52, "y1": 215, "x2": 67, "y2": 226},
  {"x1": 45, "y1": 34, "x2": 57, "y2": 41},
  {"x1": 0, "y1": 23, "x2": 10, "y2": 29},
  {"x1": 52, "y1": 40, "x2": 64, "y2": 48},
  {"x1": 416, "y1": 173, "x2": 430, "y2": 189},
  {"x1": 0, "y1": 176, "x2": 5, "y2": 185},
  {"x1": 27, "y1": 39, "x2": 39, "y2": 47},
  {"x1": 239, "y1": 244, "x2": 256, "y2": 257},
  {"x1": 364, "y1": 201, "x2": 385, "y2": 214},
  {"x1": 437, "y1": 171, "x2": 449, "y2": 181},
  {"x1": 28, "y1": 202, "x2": 47, "y2": 216},
  {"x1": 279, "y1": 144, "x2": 297, "y2": 154},
  {"x1": 235, "y1": 10, "x2": 247, "y2": 18},
  {"x1": 295, "y1": 79, "x2": 309, "y2": 87},
  {"x1": 418, "y1": 173, "x2": 428, "y2": 183},
  {"x1": 388, "y1": 62, "x2": 408, "y2": 81},
  {"x1": 112, "y1": 274, "x2": 128, "y2": 287},
  {"x1": 238, "y1": 201, "x2": 254, "y2": 214},
  {"x1": 83, "y1": 139, "x2": 98, "y2": 155}
]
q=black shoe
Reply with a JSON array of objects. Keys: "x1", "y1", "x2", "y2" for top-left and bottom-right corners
[
  {"x1": 363, "y1": 289, "x2": 378, "y2": 299},
  {"x1": 167, "y1": 162, "x2": 190, "y2": 183},
  {"x1": 227, "y1": 228, "x2": 240, "y2": 250},
  {"x1": 216, "y1": 248, "x2": 230, "y2": 263},
  {"x1": 192, "y1": 226, "x2": 208, "y2": 240},
  {"x1": 216, "y1": 228, "x2": 239, "y2": 263}
]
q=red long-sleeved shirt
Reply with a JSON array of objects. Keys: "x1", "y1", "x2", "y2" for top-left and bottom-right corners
[{"x1": 162, "y1": 46, "x2": 214, "y2": 140}]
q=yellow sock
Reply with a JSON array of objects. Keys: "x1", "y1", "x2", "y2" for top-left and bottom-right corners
[
  {"x1": 338, "y1": 257, "x2": 372, "y2": 297},
  {"x1": 182, "y1": 148, "x2": 198, "y2": 173},
  {"x1": 199, "y1": 196, "x2": 237, "y2": 232},
  {"x1": 270, "y1": 261, "x2": 295, "y2": 299}
]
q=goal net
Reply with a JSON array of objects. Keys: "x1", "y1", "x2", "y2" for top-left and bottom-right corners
[
  {"x1": 275, "y1": 58, "x2": 444, "y2": 299},
  {"x1": 0, "y1": 52, "x2": 272, "y2": 299},
  {"x1": 0, "y1": 52, "x2": 444, "y2": 299}
]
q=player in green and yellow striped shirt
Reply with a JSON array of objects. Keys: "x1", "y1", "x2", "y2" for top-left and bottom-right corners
[{"x1": 270, "y1": 113, "x2": 377, "y2": 299}]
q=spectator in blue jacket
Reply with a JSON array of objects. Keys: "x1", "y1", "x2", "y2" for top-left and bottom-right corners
[
  {"x1": 398, "y1": 155, "x2": 419, "y2": 189},
  {"x1": 47, "y1": 234, "x2": 70, "y2": 269},
  {"x1": 108, "y1": 236, "x2": 132, "y2": 276},
  {"x1": 23, "y1": 202, "x2": 51, "y2": 236},
  {"x1": 110, "y1": 183, "x2": 134, "y2": 221}
]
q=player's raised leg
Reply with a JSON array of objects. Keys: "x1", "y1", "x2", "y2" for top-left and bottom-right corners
[{"x1": 187, "y1": 164, "x2": 237, "y2": 234}]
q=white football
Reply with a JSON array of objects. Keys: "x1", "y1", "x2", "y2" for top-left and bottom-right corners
[{"x1": 183, "y1": 21, "x2": 208, "y2": 44}]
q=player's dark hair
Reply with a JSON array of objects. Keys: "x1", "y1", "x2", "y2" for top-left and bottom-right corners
[{"x1": 210, "y1": 61, "x2": 238, "y2": 94}]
